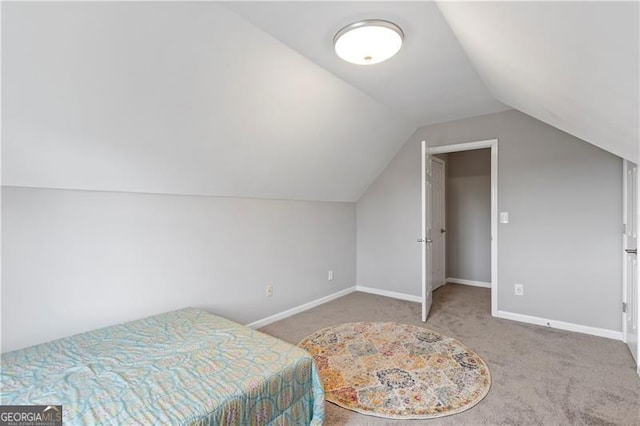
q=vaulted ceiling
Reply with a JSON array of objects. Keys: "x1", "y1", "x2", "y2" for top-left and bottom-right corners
[
  {"x1": 437, "y1": 1, "x2": 639, "y2": 163},
  {"x1": 225, "y1": 1, "x2": 509, "y2": 126},
  {"x1": 2, "y1": 2, "x2": 638, "y2": 202}
]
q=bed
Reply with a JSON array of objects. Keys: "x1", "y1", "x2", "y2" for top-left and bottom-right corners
[{"x1": 0, "y1": 308, "x2": 325, "y2": 425}]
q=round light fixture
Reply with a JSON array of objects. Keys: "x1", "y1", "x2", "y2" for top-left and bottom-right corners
[{"x1": 333, "y1": 20, "x2": 404, "y2": 65}]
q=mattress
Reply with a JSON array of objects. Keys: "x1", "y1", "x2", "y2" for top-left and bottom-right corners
[{"x1": 1, "y1": 308, "x2": 325, "y2": 425}]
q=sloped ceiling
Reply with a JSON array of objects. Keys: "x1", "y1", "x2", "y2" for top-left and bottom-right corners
[
  {"x1": 2, "y1": 2, "x2": 414, "y2": 202},
  {"x1": 437, "y1": 1, "x2": 639, "y2": 162},
  {"x1": 225, "y1": 2, "x2": 509, "y2": 127},
  {"x1": 3, "y1": 2, "x2": 638, "y2": 203}
]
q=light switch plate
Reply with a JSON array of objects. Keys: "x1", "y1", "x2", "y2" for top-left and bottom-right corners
[{"x1": 500, "y1": 212, "x2": 509, "y2": 224}]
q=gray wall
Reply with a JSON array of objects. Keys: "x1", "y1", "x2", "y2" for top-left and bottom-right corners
[
  {"x1": 357, "y1": 109, "x2": 622, "y2": 331},
  {"x1": 446, "y1": 149, "x2": 491, "y2": 282},
  {"x1": 2, "y1": 187, "x2": 356, "y2": 352}
]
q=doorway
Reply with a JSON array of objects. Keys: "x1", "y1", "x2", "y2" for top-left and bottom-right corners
[{"x1": 421, "y1": 139, "x2": 498, "y2": 321}]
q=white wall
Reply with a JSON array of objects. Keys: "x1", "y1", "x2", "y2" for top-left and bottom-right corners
[
  {"x1": 445, "y1": 149, "x2": 491, "y2": 282},
  {"x1": 1, "y1": 187, "x2": 356, "y2": 352},
  {"x1": 357, "y1": 109, "x2": 622, "y2": 332}
]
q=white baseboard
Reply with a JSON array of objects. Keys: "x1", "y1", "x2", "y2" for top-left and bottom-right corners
[
  {"x1": 246, "y1": 285, "x2": 623, "y2": 343},
  {"x1": 355, "y1": 286, "x2": 422, "y2": 303},
  {"x1": 446, "y1": 277, "x2": 491, "y2": 288},
  {"x1": 247, "y1": 285, "x2": 421, "y2": 330},
  {"x1": 246, "y1": 286, "x2": 356, "y2": 329},
  {"x1": 496, "y1": 310, "x2": 623, "y2": 341}
]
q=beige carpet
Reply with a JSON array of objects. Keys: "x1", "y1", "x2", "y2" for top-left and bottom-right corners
[{"x1": 259, "y1": 284, "x2": 640, "y2": 425}]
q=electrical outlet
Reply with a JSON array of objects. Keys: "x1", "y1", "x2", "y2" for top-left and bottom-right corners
[
  {"x1": 266, "y1": 284, "x2": 273, "y2": 297},
  {"x1": 514, "y1": 283, "x2": 524, "y2": 296},
  {"x1": 328, "y1": 270, "x2": 334, "y2": 281}
]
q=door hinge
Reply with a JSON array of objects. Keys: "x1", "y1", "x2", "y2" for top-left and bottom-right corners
[
  {"x1": 623, "y1": 302, "x2": 627, "y2": 313},
  {"x1": 623, "y1": 223, "x2": 627, "y2": 234}
]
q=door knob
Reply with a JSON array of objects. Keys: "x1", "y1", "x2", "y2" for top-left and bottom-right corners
[{"x1": 441, "y1": 228, "x2": 446, "y2": 233}]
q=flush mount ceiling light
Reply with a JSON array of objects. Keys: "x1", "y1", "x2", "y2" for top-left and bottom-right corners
[{"x1": 334, "y1": 20, "x2": 404, "y2": 65}]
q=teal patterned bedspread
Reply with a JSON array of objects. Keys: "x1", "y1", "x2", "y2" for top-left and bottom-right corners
[{"x1": 1, "y1": 308, "x2": 325, "y2": 425}]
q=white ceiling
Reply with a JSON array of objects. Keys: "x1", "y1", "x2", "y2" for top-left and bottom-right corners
[
  {"x1": 2, "y1": 2, "x2": 413, "y2": 202},
  {"x1": 225, "y1": 1, "x2": 509, "y2": 127},
  {"x1": 437, "y1": 1, "x2": 639, "y2": 162},
  {"x1": 2, "y1": 2, "x2": 638, "y2": 203}
]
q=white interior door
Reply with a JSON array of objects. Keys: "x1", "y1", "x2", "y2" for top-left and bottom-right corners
[
  {"x1": 624, "y1": 161, "x2": 638, "y2": 364},
  {"x1": 431, "y1": 157, "x2": 446, "y2": 290},
  {"x1": 421, "y1": 141, "x2": 433, "y2": 322}
]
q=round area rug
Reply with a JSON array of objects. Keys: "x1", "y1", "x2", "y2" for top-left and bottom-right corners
[{"x1": 299, "y1": 322, "x2": 491, "y2": 419}]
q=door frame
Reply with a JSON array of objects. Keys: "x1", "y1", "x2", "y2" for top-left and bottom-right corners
[{"x1": 425, "y1": 139, "x2": 499, "y2": 317}]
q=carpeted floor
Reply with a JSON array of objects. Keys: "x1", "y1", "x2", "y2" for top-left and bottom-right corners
[{"x1": 259, "y1": 284, "x2": 640, "y2": 425}]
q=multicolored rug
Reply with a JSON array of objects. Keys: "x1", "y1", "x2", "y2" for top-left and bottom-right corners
[{"x1": 299, "y1": 322, "x2": 491, "y2": 419}]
